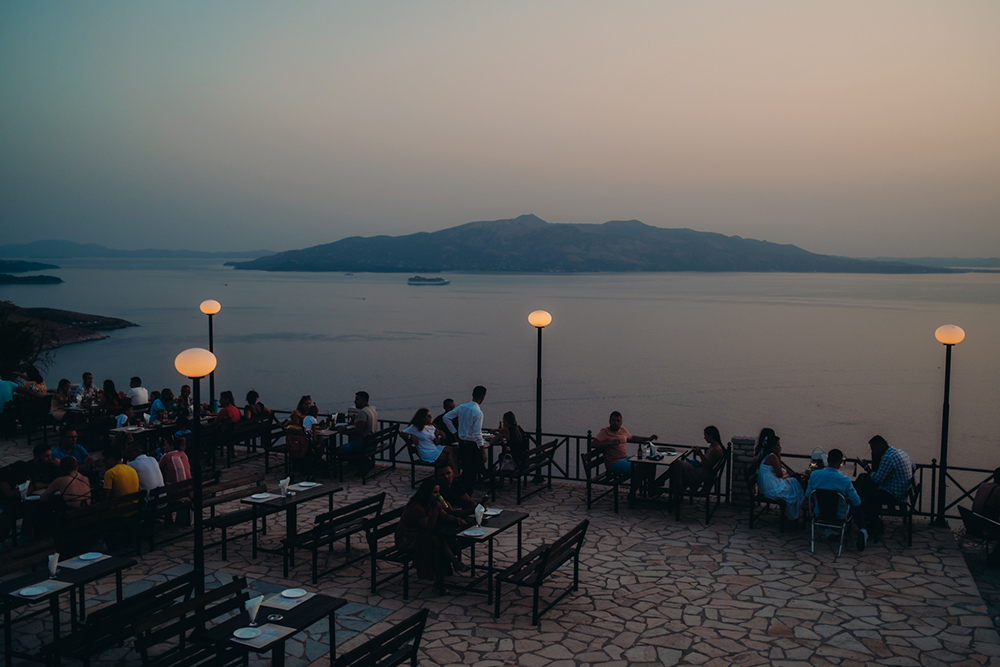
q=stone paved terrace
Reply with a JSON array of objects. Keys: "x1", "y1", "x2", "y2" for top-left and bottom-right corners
[{"x1": 4, "y1": 442, "x2": 1000, "y2": 667}]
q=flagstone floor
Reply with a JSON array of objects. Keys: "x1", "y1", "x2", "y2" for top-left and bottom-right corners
[{"x1": 4, "y1": 444, "x2": 1000, "y2": 666}]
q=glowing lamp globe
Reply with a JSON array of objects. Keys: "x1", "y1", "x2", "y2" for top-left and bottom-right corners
[
  {"x1": 175, "y1": 348, "x2": 217, "y2": 379},
  {"x1": 934, "y1": 325, "x2": 965, "y2": 346},
  {"x1": 528, "y1": 310, "x2": 552, "y2": 328},
  {"x1": 199, "y1": 299, "x2": 221, "y2": 315}
]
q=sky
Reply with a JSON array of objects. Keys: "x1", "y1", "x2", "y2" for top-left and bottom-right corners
[{"x1": 2, "y1": 1, "x2": 999, "y2": 257}]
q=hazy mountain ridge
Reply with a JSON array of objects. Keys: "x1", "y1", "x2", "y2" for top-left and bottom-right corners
[
  {"x1": 0, "y1": 240, "x2": 273, "y2": 260},
  {"x1": 232, "y1": 215, "x2": 952, "y2": 274}
]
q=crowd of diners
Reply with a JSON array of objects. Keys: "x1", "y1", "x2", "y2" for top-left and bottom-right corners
[{"x1": 5, "y1": 367, "x2": 1000, "y2": 574}]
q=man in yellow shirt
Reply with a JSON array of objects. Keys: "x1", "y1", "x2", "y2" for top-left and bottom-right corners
[{"x1": 102, "y1": 446, "x2": 139, "y2": 500}]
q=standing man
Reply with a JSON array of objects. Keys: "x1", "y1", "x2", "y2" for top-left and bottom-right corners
[
  {"x1": 339, "y1": 391, "x2": 378, "y2": 456},
  {"x1": 855, "y1": 435, "x2": 915, "y2": 536},
  {"x1": 805, "y1": 448, "x2": 868, "y2": 551},
  {"x1": 444, "y1": 386, "x2": 488, "y2": 491}
]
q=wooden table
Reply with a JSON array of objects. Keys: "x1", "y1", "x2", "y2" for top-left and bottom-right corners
[
  {"x1": 1, "y1": 555, "x2": 136, "y2": 666},
  {"x1": 240, "y1": 483, "x2": 342, "y2": 556},
  {"x1": 627, "y1": 447, "x2": 692, "y2": 509},
  {"x1": 203, "y1": 592, "x2": 347, "y2": 667},
  {"x1": 441, "y1": 509, "x2": 528, "y2": 603}
]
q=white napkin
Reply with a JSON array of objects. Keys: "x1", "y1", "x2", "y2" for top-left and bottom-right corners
[
  {"x1": 279, "y1": 477, "x2": 290, "y2": 497},
  {"x1": 48, "y1": 553, "x2": 60, "y2": 577},
  {"x1": 475, "y1": 503, "x2": 485, "y2": 527},
  {"x1": 18, "y1": 482, "x2": 29, "y2": 500},
  {"x1": 245, "y1": 594, "x2": 264, "y2": 625}
]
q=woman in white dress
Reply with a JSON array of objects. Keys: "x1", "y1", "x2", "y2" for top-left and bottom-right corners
[
  {"x1": 756, "y1": 429, "x2": 805, "y2": 521},
  {"x1": 403, "y1": 408, "x2": 459, "y2": 470}
]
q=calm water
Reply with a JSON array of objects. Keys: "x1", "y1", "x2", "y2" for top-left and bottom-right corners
[{"x1": 4, "y1": 259, "x2": 999, "y2": 467}]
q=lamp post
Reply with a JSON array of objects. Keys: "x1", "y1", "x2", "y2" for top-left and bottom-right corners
[
  {"x1": 528, "y1": 310, "x2": 552, "y2": 446},
  {"x1": 199, "y1": 300, "x2": 221, "y2": 411},
  {"x1": 174, "y1": 347, "x2": 217, "y2": 596},
  {"x1": 933, "y1": 324, "x2": 965, "y2": 527}
]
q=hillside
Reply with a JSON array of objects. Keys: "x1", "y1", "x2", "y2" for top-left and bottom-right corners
[{"x1": 232, "y1": 215, "x2": 950, "y2": 274}]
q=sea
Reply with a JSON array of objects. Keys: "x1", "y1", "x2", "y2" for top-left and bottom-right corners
[{"x1": 3, "y1": 259, "x2": 999, "y2": 469}]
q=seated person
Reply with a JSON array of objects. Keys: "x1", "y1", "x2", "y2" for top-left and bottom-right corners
[
  {"x1": 159, "y1": 438, "x2": 192, "y2": 485},
  {"x1": 590, "y1": 411, "x2": 658, "y2": 476},
  {"x1": 40, "y1": 456, "x2": 91, "y2": 509},
  {"x1": 51, "y1": 426, "x2": 91, "y2": 465},
  {"x1": 215, "y1": 390, "x2": 241, "y2": 432},
  {"x1": 244, "y1": 389, "x2": 272, "y2": 420},
  {"x1": 403, "y1": 407, "x2": 458, "y2": 470},
  {"x1": 0, "y1": 461, "x2": 29, "y2": 542},
  {"x1": 99, "y1": 379, "x2": 125, "y2": 414},
  {"x1": 125, "y1": 376, "x2": 149, "y2": 406},
  {"x1": 756, "y1": 429, "x2": 805, "y2": 521},
  {"x1": 338, "y1": 391, "x2": 377, "y2": 457},
  {"x1": 394, "y1": 478, "x2": 467, "y2": 580},
  {"x1": 286, "y1": 395, "x2": 312, "y2": 429},
  {"x1": 50, "y1": 378, "x2": 73, "y2": 422},
  {"x1": 26, "y1": 443, "x2": 58, "y2": 495},
  {"x1": 302, "y1": 404, "x2": 322, "y2": 436},
  {"x1": 854, "y1": 435, "x2": 915, "y2": 533},
  {"x1": 433, "y1": 398, "x2": 458, "y2": 446},
  {"x1": 490, "y1": 411, "x2": 543, "y2": 483},
  {"x1": 671, "y1": 425, "x2": 726, "y2": 493},
  {"x1": 126, "y1": 444, "x2": 165, "y2": 494},
  {"x1": 74, "y1": 372, "x2": 99, "y2": 406},
  {"x1": 176, "y1": 384, "x2": 192, "y2": 414},
  {"x1": 13, "y1": 366, "x2": 47, "y2": 398},
  {"x1": 805, "y1": 448, "x2": 868, "y2": 550},
  {"x1": 972, "y1": 468, "x2": 1000, "y2": 522},
  {"x1": 115, "y1": 403, "x2": 135, "y2": 429},
  {"x1": 436, "y1": 462, "x2": 477, "y2": 513},
  {"x1": 149, "y1": 388, "x2": 174, "y2": 422},
  {"x1": 102, "y1": 445, "x2": 140, "y2": 501}
]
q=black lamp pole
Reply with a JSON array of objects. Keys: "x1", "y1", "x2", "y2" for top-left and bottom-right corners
[
  {"x1": 207, "y1": 314, "x2": 215, "y2": 410},
  {"x1": 935, "y1": 343, "x2": 954, "y2": 527},
  {"x1": 535, "y1": 325, "x2": 543, "y2": 446},
  {"x1": 190, "y1": 375, "x2": 205, "y2": 595}
]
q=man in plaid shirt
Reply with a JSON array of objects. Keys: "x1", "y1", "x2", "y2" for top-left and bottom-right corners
[{"x1": 856, "y1": 435, "x2": 915, "y2": 534}]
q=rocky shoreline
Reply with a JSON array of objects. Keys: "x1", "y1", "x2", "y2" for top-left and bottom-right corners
[{"x1": 10, "y1": 305, "x2": 137, "y2": 349}]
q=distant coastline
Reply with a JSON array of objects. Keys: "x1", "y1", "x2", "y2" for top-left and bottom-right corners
[{"x1": 4, "y1": 303, "x2": 137, "y2": 349}]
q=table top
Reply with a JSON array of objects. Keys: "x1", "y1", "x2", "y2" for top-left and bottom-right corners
[
  {"x1": 453, "y1": 509, "x2": 528, "y2": 542},
  {"x1": 240, "y1": 483, "x2": 342, "y2": 509},
  {"x1": 203, "y1": 593, "x2": 347, "y2": 654},
  {"x1": 1, "y1": 555, "x2": 137, "y2": 603},
  {"x1": 629, "y1": 447, "x2": 691, "y2": 467}
]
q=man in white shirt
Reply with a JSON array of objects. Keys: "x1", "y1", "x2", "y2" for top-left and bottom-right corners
[
  {"x1": 444, "y1": 386, "x2": 487, "y2": 491},
  {"x1": 125, "y1": 376, "x2": 149, "y2": 406},
  {"x1": 126, "y1": 445, "x2": 164, "y2": 494}
]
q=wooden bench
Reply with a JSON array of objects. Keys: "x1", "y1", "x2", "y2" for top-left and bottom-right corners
[
  {"x1": 674, "y1": 444, "x2": 731, "y2": 524},
  {"x1": 494, "y1": 519, "x2": 589, "y2": 625},
  {"x1": 580, "y1": 448, "x2": 629, "y2": 513},
  {"x1": 489, "y1": 439, "x2": 560, "y2": 505},
  {"x1": 143, "y1": 479, "x2": 194, "y2": 551},
  {"x1": 56, "y1": 490, "x2": 147, "y2": 555},
  {"x1": 283, "y1": 492, "x2": 386, "y2": 583},
  {"x1": 132, "y1": 576, "x2": 249, "y2": 667},
  {"x1": 331, "y1": 608, "x2": 429, "y2": 667},
  {"x1": 47, "y1": 571, "x2": 196, "y2": 667},
  {"x1": 363, "y1": 507, "x2": 412, "y2": 599},
  {"x1": 201, "y1": 473, "x2": 276, "y2": 560},
  {"x1": 336, "y1": 424, "x2": 399, "y2": 484},
  {"x1": 400, "y1": 434, "x2": 437, "y2": 489}
]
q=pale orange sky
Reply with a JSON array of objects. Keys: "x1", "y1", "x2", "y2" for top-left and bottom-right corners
[{"x1": 2, "y1": 1, "x2": 998, "y2": 256}]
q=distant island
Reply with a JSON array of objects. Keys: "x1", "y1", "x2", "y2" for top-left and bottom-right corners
[
  {"x1": 231, "y1": 215, "x2": 954, "y2": 274},
  {"x1": 3, "y1": 302, "x2": 137, "y2": 349},
  {"x1": 0, "y1": 260, "x2": 59, "y2": 273},
  {"x1": 0, "y1": 240, "x2": 273, "y2": 260},
  {"x1": 0, "y1": 274, "x2": 63, "y2": 285}
]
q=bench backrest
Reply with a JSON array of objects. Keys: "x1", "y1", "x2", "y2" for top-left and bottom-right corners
[
  {"x1": 524, "y1": 439, "x2": 560, "y2": 468},
  {"x1": 364, "y1": 506, "x2": 406, "y2": 550},
  {"x1": 133, "y1": 576, "x2": 249, "y2": 661},
  {"x1": 364, "y1": 423, "x2": 399, "y2": 452},
  {"x1": 201, "y1": 473, "x2": 267, "y2": 508},
  {"x1": 580, "y1": 448, "x2": 606, "y2": 481},
  {"x1": 540, "y1": 519, "x2": 589, "y2": 577},
  {"x1": 314, "y1": 492, "x2": 386, "y2": 533},
  {"x1": 331, "y1": 608, "x2": 430, "y2": 667}
]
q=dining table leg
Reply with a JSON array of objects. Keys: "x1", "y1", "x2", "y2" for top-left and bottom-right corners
[
  {"x1": 5, "y1": 606, "x2": 13, "y2": 667},
  {"x1": 487, "y1": 538, "x2": 495, "y2": 604},
  {"x1": 329, "y1": 609, "x2": 337, "y2": 663},
  {"x1": 271, "y1": 640, "x2": 286, "y2": 667}
]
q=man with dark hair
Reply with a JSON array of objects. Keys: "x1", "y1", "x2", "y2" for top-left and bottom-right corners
[
  {"x1": 26, "y1": 443, "x2": 58, "y2": 493},
  {"x1": 444, "y1": 386, "x2": 489, "y2": 490},
  {"x1": 103, "y1": 445, "x2": 139, "y2": 501},
  {"x1": 436, "y1": 462, "x2": 476, "y2": 512},
  {"x1": 339, "y1": 391, "x2": 378, "y2": 457},
  {"x1": 806, "y1": 448, "x2": 868, "y2": 551},
  {"x1": 125, "y1": 376, "x2": 149, "y2": 406},
  {"x1": 433, "y1": 398, "x2": 457, "y2": 446},
  {"x1": 591, "y1": 411, "x2": 658, "y2": 476},
  {"x1": 855, "y1": 435, "x2": 914, "y2": 535},
  {"x1": 75, "y1": 372, "x2": 99, "y2": 405}
]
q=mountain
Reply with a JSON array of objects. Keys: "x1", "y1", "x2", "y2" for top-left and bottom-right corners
[
  {"x1": 0, "y1": 240, "x2": 274, "y2": 260},
  {"x1": 874, "y1": 257, "x2": 1000, "y2": 269},
  {"x1": 0, "y1": 260, "x2": 59, "y2": 273},
  {"x1": 232, "y1": 215, "x2": 950, "y2": 274}
]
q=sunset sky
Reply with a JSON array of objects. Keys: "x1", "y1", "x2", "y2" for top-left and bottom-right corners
[{"x1": 2, "y1": 1, "x2": 998, "y2": 257}]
